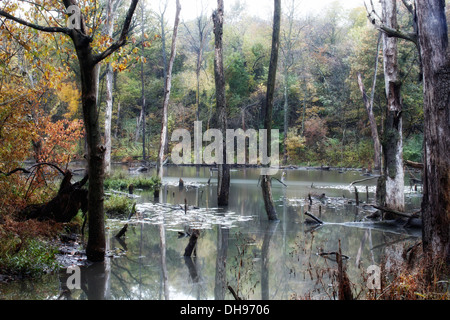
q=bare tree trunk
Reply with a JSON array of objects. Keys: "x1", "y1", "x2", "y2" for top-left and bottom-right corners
[
  {"x1": 195, "y1": 24, "x2": 207, "y2": 122},
  {"x1": 114, "y1": 101, "x2": 121, "y2": 138},
  {"x1": 301, "y1": 78, "x2": 306, "y2": 136},
  {"x1": 283, "y1": 84, "x2": 288, "y2": 165},
  {"x1": 357, "y1": 71, "x2": 381, "y2": 171},
  {"x1": 104, "y1": 63, "x2": 114, "y2": 174},
  {"x1": 140, "y1": 2, "x2": 146, "y2": 162},
  {"x1": 281, "y1": 0, "x2": 297, "y2": 165},
  {"x1": 213, "y1": 0, "x2": 230, "y2": 206},
  {"x1": 159, "y1": 0, "x2": 169, "y2": 155},
  {"x1": 261, "y1": 0, "x2": 281, "y2": 221},
  {"x1": 103, "y1": 0, "x2": 117, "y2": 175},
  {"x1": 416, "y1": 0, "x2": 450, "y2": 264},
  {"x1": 380, "y1": 0, "x2": 404, "y2": 215},
  {"x1": 160, "y1": 0, "x2": 168, "y2": 92},
  {"x1": 157, "y1": 0, "x2": 181, "y2": 180}
]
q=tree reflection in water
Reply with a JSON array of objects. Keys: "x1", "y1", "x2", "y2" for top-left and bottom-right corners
[{"x1": 0, "y1": 166, "x2": 421, "y2": 300}]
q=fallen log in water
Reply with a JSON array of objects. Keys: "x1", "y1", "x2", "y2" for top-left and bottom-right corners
[
  {"x1": 370, "y1": 204, "x2": 419, "y2": 219},
  {"x1": 304, "y1": 211, "x2": 324, "y2": 225}
]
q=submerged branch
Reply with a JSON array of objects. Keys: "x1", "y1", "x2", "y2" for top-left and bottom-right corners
[
  {"x1": 350, "y1": 175, "x2": 380, "y2": 186},
  {"x1": 370, "y1": 204, "x2": 418, "y2": 219},
  {"x1": 304, "y1": 211, "x2": 324, "y2": 225}
]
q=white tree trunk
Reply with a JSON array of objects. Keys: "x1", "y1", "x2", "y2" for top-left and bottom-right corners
[
  {"x1": 157, "y1": 0, "x2": 181, "y2": 180},
  {"x1": 103, "y1": 0, "x2": 117, "y2": 175},
  {"x1": 381, "y1": 0, "x2": 404, "y2": 213}
]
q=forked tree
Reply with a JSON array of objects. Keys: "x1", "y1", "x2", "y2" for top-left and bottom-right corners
[{"x1": 0, "y1": 0, "x2": 139, "y2": 262}]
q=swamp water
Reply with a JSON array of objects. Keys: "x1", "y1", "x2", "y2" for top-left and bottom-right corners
[{"x1": 0, "y1": 166, "x2": 422, "y2": 300}]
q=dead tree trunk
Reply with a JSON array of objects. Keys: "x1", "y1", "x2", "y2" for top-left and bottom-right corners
[
  {"x1": 157, "y1": 0, "x2": 181, "y2": 180},
  {"x1": 140, "y1": 2, "x2": 147, "y2": 162},
  {"x1": 213, "y1": 0, "x2": 230, "y2": 206},
  {"x1": 103, "y1": 0, "x2": 119, "y2": 175},
  {"x1": 415, "y1": 0, "x2": 450, "y2": 264},
  {"x1": 25, "y1": 172, "x2": 88, "y2": 223},
  {"x1": 357, "y1": 41, "x2": 382, "y2": 171},
  {"x1": 380, "y1": 0, "x2": 405, "y2": 215},
  {"x1": 261, "y1": 0, "x2": 281, "y2": 221}
]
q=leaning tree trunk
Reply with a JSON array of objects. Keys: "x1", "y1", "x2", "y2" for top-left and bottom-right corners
[
  {"x1": 157, "y1": 0, "x2": 181, "y2": 180},
  {"x1": 261, "y1": 0, "x2": 281, "y2": 221},
  {"x1": 357, "y1": 32, "x2": 382, "y2": 171},
  {"x1": 416, "y1": 0, "x2": 450, "y2": 264},
  {"x1": 357, "y1": 72, "x2": 381, "y2": 171},
  {"x1": 213, "y1": 0, "x2": 230, "y2": 206},
  {"x1": 380, "y1": 0, "x2": 404, "y2": 216}
]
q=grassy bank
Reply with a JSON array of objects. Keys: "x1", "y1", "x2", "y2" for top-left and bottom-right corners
[{"x1": 104, "y1": 172, "x2": 161, "y2": 192}]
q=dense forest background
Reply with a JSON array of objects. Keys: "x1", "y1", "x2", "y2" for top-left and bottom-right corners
[{"x1": 0, "y1": 0, "x2": 425, "y2": 208}]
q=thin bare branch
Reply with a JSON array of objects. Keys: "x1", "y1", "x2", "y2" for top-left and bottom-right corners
[
  {"x1": 94, "y1": 0, "x2": 139, "y2": 64},
  {"x1": 0, "y1": 9, "x2": 70, "y2": 34},
  {"x1": 364, "y1": 0, "x2": 417, "y2": 44}
]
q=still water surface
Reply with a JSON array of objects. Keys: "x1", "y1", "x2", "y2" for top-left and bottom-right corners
[{"x1": 0, "y1": 166, "x2": 422, "y2": 300}]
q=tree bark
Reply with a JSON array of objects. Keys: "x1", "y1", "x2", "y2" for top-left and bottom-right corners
[
  {"x1": 261, "y1": 0, "x2": 281, "y2": 221},
  {"x1": 380, "y1": 0, "x2": 405, "y2": 215},
  {"x1": 213, "y1": 0, "x2": 230, "y2": 206},
  {"x1": 77, "y1": 50, "x2": 106, "y2": 261},
  {"x1": 415, "y1": 0, "x2": 450, "y2": 264},
  {"x1": 157, "y1": 0, "x2": 181, "y2": 180}
]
